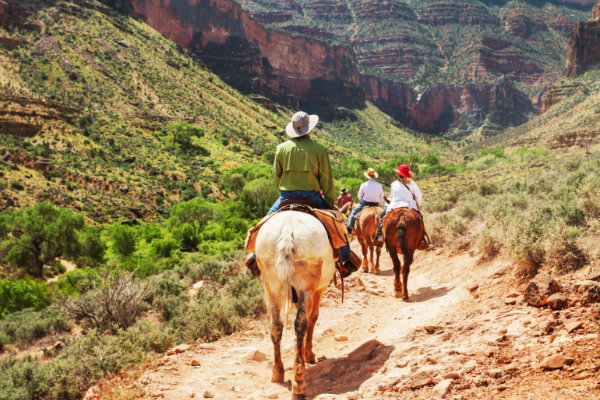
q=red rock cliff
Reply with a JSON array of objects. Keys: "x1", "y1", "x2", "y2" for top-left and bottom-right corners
[
  {"x1": 360, "y1": 74, "x2": 533, "y2": 135},
  {"x1": 133, "y1": 0, "x2": 362, "y2": 108},
  {"x1": 566, "y1": 0, "x2": 600, "y2": 77}
]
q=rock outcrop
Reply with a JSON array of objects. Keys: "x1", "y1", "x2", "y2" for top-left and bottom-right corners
[
  {"x1": 132, "y1": 0, "x2": 363, "y2": 108},
  {"x1": 360, "y1": 74, "x2": 533, "y2": 135},
  {"x1": 566, "y1": 0, "x2": 600, "y2": 77}
]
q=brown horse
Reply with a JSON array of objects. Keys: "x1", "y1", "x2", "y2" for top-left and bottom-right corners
[
  {"x1": 382, "y1": 207, "x2": 425, "y2": 300},
  {"x1": 355, "y1": 206, "x2": 383, "y2": 274}
]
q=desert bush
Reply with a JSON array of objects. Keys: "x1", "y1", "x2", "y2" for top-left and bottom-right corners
[
  {"x1": 0, "y1": 306, "x2": 71, "y2": 351},
  {"x1": 475, "y1": 228, "x2": 501, "y2": 263},
  {"x1": 478, "y1": 182, "x2": 499, "y2": 196},
  {"x1": 545, "y1": 224, "x2": 588, "y2": 274},
  {"x1": 0, "y1": 278, "x2": 51, "y2": 317},
  {"x1": 61, "y1": 269, "x2": 155, "y2": 332}
]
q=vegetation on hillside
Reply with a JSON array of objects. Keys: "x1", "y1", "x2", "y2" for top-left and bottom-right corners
[{"x1": 0, "y1": 1, "x2": 599, "y2": 399}]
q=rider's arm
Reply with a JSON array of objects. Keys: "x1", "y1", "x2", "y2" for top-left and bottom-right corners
[
  {"x1": 273, "y1": 146, "x2": 283, "y2": 189},
  {"x1": 318, "y1": 149, "x2": 336, "y2": 207}
]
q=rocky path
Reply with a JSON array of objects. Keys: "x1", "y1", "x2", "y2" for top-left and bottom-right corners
[{"x1": 92, "y1": 243, "x2": 600, "y2": 400}]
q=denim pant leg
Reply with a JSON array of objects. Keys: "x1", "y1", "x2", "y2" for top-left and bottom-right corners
[
  {"x1": 267, "y1": 195, "x2": 283, "y2": 216},
  {"x1": 339, "y1": 244, "x2": 350, "y2": 262},
  {"x1": 347, "y1": 200, "x2": 367, "y2": 228},
  {"x1": 267, "y1": 190, "x2": 328, "y2": 216}
]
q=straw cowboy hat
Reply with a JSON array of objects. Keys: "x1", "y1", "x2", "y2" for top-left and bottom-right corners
[
  {"x1": 285, "y1": 111, "x2": 319, "y2": 138},
  {"x1": 364, "y1": 168, "x2": 378, "y2": 180},
  {"x1": 394, "y1": 164, "x2": 414, "y2": 178}
]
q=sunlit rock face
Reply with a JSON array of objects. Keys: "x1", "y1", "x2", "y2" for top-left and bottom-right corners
[
  {"x1": 132, "y1": 0, "x2": 363, "y2": 109},
  {"x1": 566, "y1": 0, "x2": 600, "y2": 77}
]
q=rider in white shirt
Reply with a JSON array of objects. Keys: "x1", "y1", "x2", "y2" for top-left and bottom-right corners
[
  {"x1": 347, "y1": 168, "x2": 385, "y2": 234},
  {"x1": 375, "y1": 164, "x2": 429, "y2": 249}
]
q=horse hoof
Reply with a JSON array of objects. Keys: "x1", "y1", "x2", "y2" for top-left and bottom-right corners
[
  {"x1": 394, "y1": 290, "x2": 402, "y2": 299},
  {"x1": 272, "y1": 367, "x2": 285, "y2": 382},
  {"x1": 402, "y1": 296, "x2": 409, "y2": 302},
  {"x1": 292, "y1": 394, "x2": 307, "y2": 400}
]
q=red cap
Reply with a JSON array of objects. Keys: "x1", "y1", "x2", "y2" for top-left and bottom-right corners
[{"x1": 394, "y1": 164, "x2": 413, "y2": 178}]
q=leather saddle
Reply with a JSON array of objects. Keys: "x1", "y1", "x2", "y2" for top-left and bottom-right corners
[{"x1": 245, "y1": 198, "x2": 349, "y2": 253}]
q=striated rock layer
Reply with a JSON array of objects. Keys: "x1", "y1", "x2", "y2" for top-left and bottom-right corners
[
  {"x1": 566, "y1": 0, "x2": 600, "y2": 76},
  {"x1": 360, "y1": 75, "x2": 534, "y2": 135},
  {"x1": 132, "y1": 0, "x2": 363, "y2": 108}
]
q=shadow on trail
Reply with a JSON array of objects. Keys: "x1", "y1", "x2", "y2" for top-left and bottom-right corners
[
  {"x1": 409, "y1": 286, "x2": 452, "y2": 302},
  {"x1": 305, "y1": 339, "x2": 394, "y2": 398}
]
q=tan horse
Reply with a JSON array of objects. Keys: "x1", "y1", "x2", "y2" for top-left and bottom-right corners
[
  {"x1": 354, "y1": 206, "x2": 382, "y2": 274},
  {"x1": 255, "y1": 211, "x2": 337, "y2": 400},
  {"x1": 382, "y1": 207, "x2": 425, "y2": 300}
]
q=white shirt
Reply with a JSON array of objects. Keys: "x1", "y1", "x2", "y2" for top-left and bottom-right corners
[
  {"x1": 387, "y1": 179, "x2": 422, "y2": 211},
  {"x1": 358, "y1": 179, "x2": 384, "y2": 204}
]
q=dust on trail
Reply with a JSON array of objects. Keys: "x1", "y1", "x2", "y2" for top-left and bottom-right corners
[{"x1": 94, "y1": 242, "x2": 600, "y2": 400}]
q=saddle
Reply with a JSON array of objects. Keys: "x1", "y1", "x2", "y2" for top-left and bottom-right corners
[
  {"x1": 354, "y1": 202, "x2": 381, "y2": 221},
  {"x1": 245, "y1": 198, "x2": 350, "y2": 253}
]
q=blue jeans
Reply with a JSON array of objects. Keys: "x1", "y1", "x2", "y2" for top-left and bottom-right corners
[
  {"x1": 347, "y1": 200, "x2": 369, "y2": 230},
  {"x1": 266, "y1": 190, "x2": 349, "y2": 262},
  {"x1": 267, "y1": 190, "x2": 329, "y2": 215}
]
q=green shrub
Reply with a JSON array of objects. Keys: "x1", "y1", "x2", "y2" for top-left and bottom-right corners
[
  {"x1": 51, "y1": 267, "x2": 102, "y2": 296},
  {"x1": 151, "y1": 237, "x2": 179, "y2": 258},
  {"x1": 0, "y1": 279, "x2": 51, "y2": 317},
  {"x1": 172, "y1": 223, "x2": 199, "y2": 252},
  {"x1": 110, "y1": 223, "x2": 137, "y2": 258}
]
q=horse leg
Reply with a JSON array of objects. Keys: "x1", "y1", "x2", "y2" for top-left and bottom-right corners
[
  {"x1": 304, "y1": 289, "x2": 323, "y2": 364},
  {"x1": 374, "y1": 243, "x2": 382, "y2": 275},
  {"x1": 368, "y1": 243, "x2": 376, "y2": 274},
  {"x1": 401, "y1": 250, "x2": 414, "y2": 302},
  {"x1": 359, "y1": 238, "x2": 369, "y2": 273},
  {"x1": 387, "y1": 245, "x2": 403, "y2": 298},
  {"x1": 267, "y1": 295, "x2": 285, "y2": 382},
  {"x1": 293, "y1": 292, "x2": 308, "y2": 400}
]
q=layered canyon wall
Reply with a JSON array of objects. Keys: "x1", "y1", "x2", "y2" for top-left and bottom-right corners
[
  {"x1": 566, "y1": 0, "x2": 600, "y2": 76},
  {"x1": 132, "y1": 0, "x2": 362, "y2": 108}
]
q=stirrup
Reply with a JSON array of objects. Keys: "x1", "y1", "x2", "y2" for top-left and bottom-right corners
[{"x1": 373, "y1": 234, "x2": 384, "y2": 247}]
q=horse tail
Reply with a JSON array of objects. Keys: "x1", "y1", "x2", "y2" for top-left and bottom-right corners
[
  {"x1": 397, "y1": 215, "x2": 408, "y2": 255},
  {"x1": 275, "y1": 224, "x2": 295, "y2": 307}
]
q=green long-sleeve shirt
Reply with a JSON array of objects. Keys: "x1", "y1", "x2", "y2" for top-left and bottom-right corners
[{"x1": 273, "y1": 135, "x2": 336, "y2": 206}]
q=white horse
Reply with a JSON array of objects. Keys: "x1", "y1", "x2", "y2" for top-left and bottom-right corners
[{"x1": 255, "y1": 210, "x2": 337, "y2": 400}]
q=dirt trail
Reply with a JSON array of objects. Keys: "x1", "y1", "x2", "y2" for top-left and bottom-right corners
[{"x1": 93, "y1": 242, "x2": 600, "y2": 400}]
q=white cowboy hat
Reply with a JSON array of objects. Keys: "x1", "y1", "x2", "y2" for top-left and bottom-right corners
[
  {"x1": 364, "y1": 168, "x2": 378, "y2": 180},
  {"x1": 285, "y1": 111, "x2": 319, "y2": 138}
]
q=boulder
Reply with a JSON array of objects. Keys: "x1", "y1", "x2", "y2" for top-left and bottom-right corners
[
  {"x1": 546, "y1": 293, "x2": 568, "y2": 310},
  {"x1": 540, "y1": 354, "x2": 573, "y2": 369},
  {"x1": 579, "y1": 280, "x2": 600, "y2": 304},
  {"x1": 524, "y1": 273, "x2": 561, "y2": 306},
  {"x1": 348, "y1": 339, "x2": 384, "y2": 362}
]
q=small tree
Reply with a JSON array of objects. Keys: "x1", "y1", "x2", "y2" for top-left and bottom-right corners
[
  {"x1": 111, "y1": 223, "x2": 137, "y2": 258},
  {"x1": 170, "y1": 197, "x2": 217, "y2": 234},
  {"x1": 168, "y1": 121, "x2": 204, "y2": 151},
  {"x1": 0, "y1": 202, "x2": 84, "y2": 278},
  {"x1": 242, "y1": 178, "x2": 279, "y2": 217}
]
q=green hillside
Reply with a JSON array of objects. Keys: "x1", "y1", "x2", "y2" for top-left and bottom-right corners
[{"x1": 0, "y1": 0, "x2": 437, "y2": 222}]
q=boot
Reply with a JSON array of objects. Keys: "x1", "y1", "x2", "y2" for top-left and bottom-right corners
[
  {"x1": 373, "y1": 221, "x2": 384, "y2": 247},
  {"x1": 245, "y1": 253, "x2": 260, "y2": 278},
  {"x1": 418, "y1": 232, "x2": 431, "y2": 251}
]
